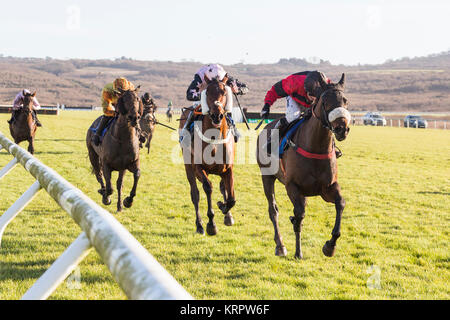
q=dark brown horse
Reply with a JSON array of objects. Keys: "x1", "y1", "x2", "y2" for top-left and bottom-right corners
[
  {"x1": 86, "y1": 88, "x2": 143, "y2": 213},
  {"x1": 257, "y1": 73, "x2": 350, "y2": 259},
  {"x1": 9, "y1": 91, "x2": 38, "y2": 154},
  {"x1": 139, "y1": 103, "x2": 157, "y2": 154},
  {"x1": 179, "y1": 78, "x2": 236, "y2": 235}
]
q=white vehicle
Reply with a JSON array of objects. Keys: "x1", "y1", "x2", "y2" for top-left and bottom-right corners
[{"x1": 363, "y1": 112, "x2": 387, "y2": 126}]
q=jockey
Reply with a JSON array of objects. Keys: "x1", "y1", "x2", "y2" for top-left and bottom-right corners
[
  {"x1": 92, "y1": 77, "x2": 135, "y2": 146},
  {"x1": 8, "y1": 89, "x2": 42, "y2": 127},
  {"x1": 141, "y1": 92, "x2": 157, "y2": 110},
  {"x1": 260, "y1": 70, "x2": 342, "y2": 157},
  {"x1": 181, "y1": 63, "x2": 248, "y2": 144},
  {"x1": 261, "y1": 71, "x2": 331, "y2": 129}
]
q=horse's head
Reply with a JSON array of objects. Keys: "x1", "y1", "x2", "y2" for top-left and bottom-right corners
[
  {"x1": 314, "y1": 73, "x2": 351, "y2": 141},
  {"x1": 115, "y1": 86, "x2": 142, "y2": 127},
  {"x1": 22, "y1": 90, "x2": 36, "y2": 113},
  {"x1": 204, "y1": 77, "x2": 228, "y2": 128}
]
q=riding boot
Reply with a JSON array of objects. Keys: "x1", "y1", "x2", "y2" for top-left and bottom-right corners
[
  {"x1": 92, "y1": 116, "x2": 111, "y2": 146},
  {"x1": 32, "y1": 110, "x2": 42, "y2": 127},
  {"x1": 226, "y1": 113, "x2": 241, "y2": 143},
  {"x1": 179, "y1": 110, "x2": 194, "y2": 147},
  {"x1": 265, "y1": 117, "x2": 289, "y2": 155}
]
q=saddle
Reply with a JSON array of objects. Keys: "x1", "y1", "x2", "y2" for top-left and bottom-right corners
[{"x1": 89, "y1": 116, "x2": 116, "y2": 140}]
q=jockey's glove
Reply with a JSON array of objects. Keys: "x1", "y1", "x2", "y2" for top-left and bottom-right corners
[
  {"x1": 238, "y1": 85, "x2": 249, "y2": 95},
  {"x1": 260, "y1": 103, "x2": 270, "y2": 118}
]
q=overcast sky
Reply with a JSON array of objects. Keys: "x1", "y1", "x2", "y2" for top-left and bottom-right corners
[{"x1": 0, "y1": 0, "x2": 449, "y2": 65}]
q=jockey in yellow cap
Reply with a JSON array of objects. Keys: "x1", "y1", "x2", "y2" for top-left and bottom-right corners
[{"x1": 92, "y1": 77, "x2": 135, "y2": 146}]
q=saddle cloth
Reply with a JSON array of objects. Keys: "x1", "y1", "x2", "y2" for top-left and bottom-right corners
[{"x1": 89, "y1": 116, "x2": 116, "y2": 140}]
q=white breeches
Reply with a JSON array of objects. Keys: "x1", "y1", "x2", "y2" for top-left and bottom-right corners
[{"x1": 286, "y1": 96, "x2": 307, "y2": 123}]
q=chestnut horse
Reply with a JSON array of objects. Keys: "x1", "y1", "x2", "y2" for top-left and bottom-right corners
[
  {"x1": 86, "y1": 88, "x2": 143, "y2": 213},
  {"x1": 9, "y1": 91, "x2": 38, "y2": 154},
  {"x1": 179, "y1": 78, "x2": 236, "y2": 235},
  {"x1": 257, "y1": 73, "x2": 350, "y2": 259}
]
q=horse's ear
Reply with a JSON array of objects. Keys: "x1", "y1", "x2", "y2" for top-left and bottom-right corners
[
  {"x1": 114, "y1": 89, "x2": 123, "y2": 96},
  {"x1": 134, "y1": 85, "x2": 141, "y2": 92},
  {"x1": 31, "y1": 91, "x2": 36, "y2": 97},
  {"x1": 318, "y1": 72, "x2": 328, "y2": 90},
  {"x1": 338, "y1": 73, "x2": 346, "y2": 90},
  {"x1": 22, "y1": 90, "x2": 26, "y2": 96},
  {"x1": 204, "y1": 74, "x2": 211, "y2": 84}
]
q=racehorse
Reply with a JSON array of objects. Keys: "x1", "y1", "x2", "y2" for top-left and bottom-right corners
[
  {"x1": 139, "y1": 103, "x2": 157, "y2": 154},
  {"x1": 86, "y1": 87, "x2": 143, "y2": 213},
  {"x1": 179, "y1": 78, "x2": 236, "y2": 235},
  {"x1": 9, "y1": 91, "x2": 38, "y2": 154},
  {"x1": 257, "y1": 73, "x2": 350, "y2": 259},
  {"x1": 166, "y1": 107, "x2": 173, "y2": 122}
]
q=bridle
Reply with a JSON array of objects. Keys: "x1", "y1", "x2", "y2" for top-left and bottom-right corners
[
  {"x1": 206, "y1": 85, "x2": 228, "y2": 127},
  {"x1": 311, "y1": 87, "x2": 345, "y2": 134}
]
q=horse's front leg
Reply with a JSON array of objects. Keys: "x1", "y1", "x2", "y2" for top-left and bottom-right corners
[
  {"x1": 146, "y1": 132, "x2": 153, "y2": 154},
  {"x1": 185, "y1": 164, "x2": 203, "y2": 234},
  {"x1": 286, "y1": 182, "x2": 306, "y2": 259},
  {"x1": 102, "y1": 164, "x2": 113, "y2": 206},
  {"x1": 218, "y1": 169, "x2": 235, "y2": 226},
  {"x1": 116, "y1": 170, "x2": 125, "y2": 213},
  {"x1": 28, "y1": 137, "x2": 34, "y2": 154},
  {"x1": 195, "y1": 165, "x2": 216, "y2": 236},
  {"x1": 124, "y1": 162, "x2": 140, "y2": 208},
  {"x1": 321, "y1": 182, "x2": 345, "y2": 257}
]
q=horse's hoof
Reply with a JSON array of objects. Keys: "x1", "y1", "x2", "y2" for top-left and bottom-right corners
[
  {"x1": 275, "y1": 246, "x2": 287, "y2": 257},
  {"x1": 196, "y1": 225, "x2": 205, "y2": 235},
  {"x1": 123, "y1": 197, "x2": 133, "y2": 208},
  {"x1": 102, "y1": 197, "x2": 111, "y2": 206},
  {"x1": 322, "y1": 241, "x2": 336, "y2": 257},
  {"x1": 294, "y1": 251, "x2": 303, "y2": 260},
  {"x1": 224, "y1": 213, "x2": 234, "y2": 226},
  {"x1": 206, "y1": 223, "x2": 217, "y2": 236}
]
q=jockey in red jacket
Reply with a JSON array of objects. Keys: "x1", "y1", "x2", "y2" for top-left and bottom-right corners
[
  {"x1": 261, "y1": 70, "x2": 330, "y2": 124},
  {"x1": 260, "y1": 71, "x2": 341, "y2": 157}
]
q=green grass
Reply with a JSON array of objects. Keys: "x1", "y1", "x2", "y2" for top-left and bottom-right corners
[{"x1": 0, "y1": 111, "x2": 449, "y2": 300}]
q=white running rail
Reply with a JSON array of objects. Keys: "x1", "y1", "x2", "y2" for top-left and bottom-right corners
[{"x1": 0, "y1": 132, "x2": 193, "y2": 300}]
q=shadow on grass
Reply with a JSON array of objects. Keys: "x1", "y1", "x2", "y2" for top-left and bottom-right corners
[
  {"x1": 36, "y1": 139, "x2": 85, "y2": 142},
  {"x1": 33, "y1": 151, "x2": 74, "y2": 155},
  {"x1": 0, "y1": 260, "x2": 53, "y2": 281},
  {"x1": 417, "y1": 191, "x2": 450, "y2": 196}
]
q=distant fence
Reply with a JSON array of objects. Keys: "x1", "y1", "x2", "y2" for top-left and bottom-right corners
[
  {"x1": 243, "y1": 111, "x2": 449, "y2": 130},
  {"x1": 0, "y1": 132, "x2": 193, "y2": 300},
  {"x1": 0, "y1": 105, "x2": 59, "y2": 115},
  {"x1": 350, "y1": 117, "x2": 449, "y2": 130}
]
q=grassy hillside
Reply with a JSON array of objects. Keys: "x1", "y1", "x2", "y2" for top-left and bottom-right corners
[
  {"x1": 1, "y1": 51, "x2": 449, "y2": 112},
  {"x1": 0, "y1": 111, "x2": 448, "y2": 299}
]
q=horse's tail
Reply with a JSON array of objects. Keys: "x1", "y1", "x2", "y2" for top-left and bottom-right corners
[
  {"x1": 86, "y1": 116, "x2": 103, "y2": 176},
  {"x1": 87, "y1": 142, "x2": 102, "y2": 176}
]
